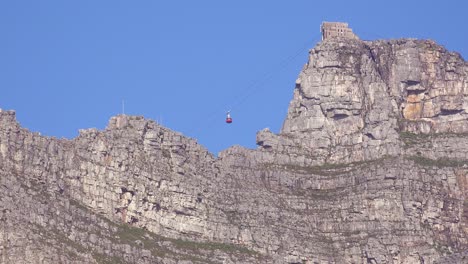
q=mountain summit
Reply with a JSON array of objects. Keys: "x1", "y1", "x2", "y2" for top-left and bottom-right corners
[{"x1": 1, "y1": 37, "x2": 467, "y2": 263}]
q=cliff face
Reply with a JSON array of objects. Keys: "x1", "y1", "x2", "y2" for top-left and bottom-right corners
[
  {"x1": 1, "y1": 38, "x2": 467, "y2": 264},
  {"x1": 260, "y1": 38, "x2": 468, "y2": 165}
]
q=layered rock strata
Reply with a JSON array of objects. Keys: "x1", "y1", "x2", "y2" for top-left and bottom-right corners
[
  {"x1": 1, "y1": 38, "x2": 467, "y2": 263},
  {"x1": 262, "y1": 39, "x2": 468, "y2": 165}
]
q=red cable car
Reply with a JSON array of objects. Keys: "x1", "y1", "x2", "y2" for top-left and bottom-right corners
[{"x1": 226, "y1": 111, "x2": 232, "y2": 124}]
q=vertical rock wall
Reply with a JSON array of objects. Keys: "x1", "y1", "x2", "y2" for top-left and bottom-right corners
[
  {"x1": 276, "y1": 38, "x2": 468, "y2": 164},
  {"x1": 1, "y1": 38, "x2": 467, "y2": 263}
]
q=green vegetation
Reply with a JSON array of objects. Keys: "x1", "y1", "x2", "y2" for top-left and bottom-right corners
[
  {"x1": 69, "y1": 199, "x2": 90, "y2": 211},
  {"x1": 116, "y1": 223, "x2": 147, "y2": 243},
  {"x1": 399, "y1": 131, "x2": 431, "y2": 146},
  {"x1": 399, "y1": 130, "x2": 468, "y2": 147},
  {"x1": 408, "y1": 156, "x2": 467, "y2": 167},
  {"x1": 293, "y1": 187, "x2": 347, "y2": 200},
  {"x1": 112, "y1": 222, "x2": 259, "y2": 263},
  {"x1": 169, "y1": 237, "x2": 257, "y2": 255},
  {"x1": 107, "y1": 221, "x2": 170, "y2": 259},
  {"x1": 262, "y1": 156, "x2": 392, "y2": 176},
  {"x1": 92, "y1": 252, "x2": 125, "y2": 264},
  {"x1": 31, "y1": 223, "x2": 88, "y2": 261},
  {"x1": 117, "y1": 223, "x2": 257, "y2": 255},
  {"x1": 65, "y1": 200, "x2": 260, "y2": 263}
]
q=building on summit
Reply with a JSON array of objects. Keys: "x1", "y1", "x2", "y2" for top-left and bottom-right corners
[{"x1": 321, "y1": 22, "x2": 359, "y2": 40}]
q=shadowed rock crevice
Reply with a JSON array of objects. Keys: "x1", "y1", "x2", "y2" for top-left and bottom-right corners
[{"x1": 1, "y1": 37, "x2": 468, "y2": 263}]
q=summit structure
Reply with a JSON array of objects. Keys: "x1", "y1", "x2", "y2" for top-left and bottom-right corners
[{"x1": 321, "y1": 21, "x2": 359, "y2": 40}]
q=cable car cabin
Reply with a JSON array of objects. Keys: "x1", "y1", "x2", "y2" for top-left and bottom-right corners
[{"x1": 226, "y1": 112, "x2": 232, "y2": 124}]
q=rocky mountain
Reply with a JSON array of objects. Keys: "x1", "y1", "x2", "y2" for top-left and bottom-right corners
[{"x1": 1, "y1": 37, "x2": 467, "y2": 264}]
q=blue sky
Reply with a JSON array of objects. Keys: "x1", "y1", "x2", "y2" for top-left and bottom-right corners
[{"x1": 1, "y1": 1, "x2": 467, "y2": 154}]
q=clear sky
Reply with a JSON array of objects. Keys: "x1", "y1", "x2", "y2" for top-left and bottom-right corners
[{"x1": 1, "y1": 0, "x2": 467, "y2": 154}]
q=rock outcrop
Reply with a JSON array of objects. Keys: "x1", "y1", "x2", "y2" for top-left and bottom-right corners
[
  {"x1": 1, "y1": 37, "x2": 467, "y2": 264},
  {"x1": 262, "y1": 38, "x2": 468, "y2": 165}
]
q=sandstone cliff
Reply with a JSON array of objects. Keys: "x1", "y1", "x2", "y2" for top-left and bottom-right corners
[{"x1": 1, "y1": 38, "x2": 467, "y2": 264}]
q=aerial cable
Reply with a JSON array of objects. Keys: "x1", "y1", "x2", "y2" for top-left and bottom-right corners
[
  {"x1": 196, "y1": 34, "x2": 321, "y2": 131},
  {"x1": 229, "y1": 36, "x2": 321, "y2": 113},
  {"x1": 186, "y1": 34, "x2": 322, "y2": 135}
]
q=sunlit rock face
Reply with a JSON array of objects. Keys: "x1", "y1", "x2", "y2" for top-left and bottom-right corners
[
  {"x1": 278, "y1": 38, "x2": 468, "y2": 164},
  {"x1": 1, "y1": 38, "x2": 468, "y2": 264}
]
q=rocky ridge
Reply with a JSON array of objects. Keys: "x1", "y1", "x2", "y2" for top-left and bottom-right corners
[{"x1": 1, "y1": 37, "x2": 467, "y2": 263}]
